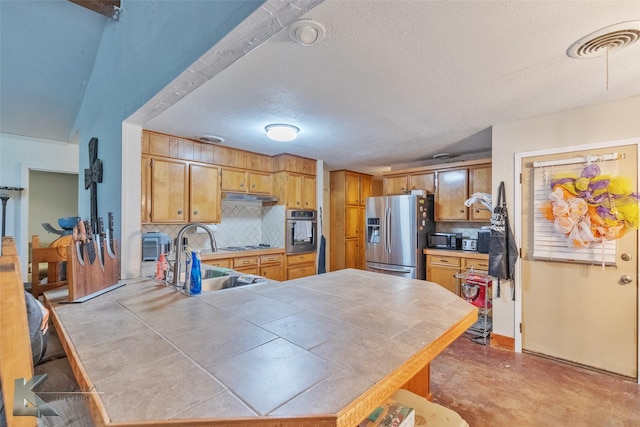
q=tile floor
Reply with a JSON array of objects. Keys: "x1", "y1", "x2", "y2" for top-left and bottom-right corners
[{"x1": 34, "y1": 329, "x2": 640, "y2": 426}]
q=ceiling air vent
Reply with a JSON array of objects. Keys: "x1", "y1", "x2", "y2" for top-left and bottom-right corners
[
  {"x1": 199, "y1": 135, "x2": 224, "y2": 144},
  {"x1": 567, "y1": 21, "x2": 640, "y2": 58}
]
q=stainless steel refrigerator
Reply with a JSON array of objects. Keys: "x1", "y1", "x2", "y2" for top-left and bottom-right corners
[{"x1": 365, "y1": 194, "x2": 435, "y2": 279}]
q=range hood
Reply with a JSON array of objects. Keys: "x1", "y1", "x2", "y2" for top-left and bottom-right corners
[{"x1": 221, "y1": 192, "x2": 279, "y2": 203}]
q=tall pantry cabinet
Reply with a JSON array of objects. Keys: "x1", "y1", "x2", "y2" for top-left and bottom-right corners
[{"x1": 330, "y1": 170, "x2": 372, "y2": 271}]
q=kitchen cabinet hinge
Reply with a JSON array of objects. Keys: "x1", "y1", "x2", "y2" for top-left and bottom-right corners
[
  {"x1": 519, "y1": 247, "x2": 522, "y2": 258},
  {"x1": 519, "y1": 172, "x2": 522, "y2": 184}
]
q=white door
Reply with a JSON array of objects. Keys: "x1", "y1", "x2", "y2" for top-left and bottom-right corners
[{"x1": 520, "y1": 143, "x2": 638, "y2": 378}]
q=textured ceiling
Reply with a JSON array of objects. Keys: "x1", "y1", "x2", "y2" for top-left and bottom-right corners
[
  {"x1": 2, "y1": 1, "x2": 640, "y2": 176},
  {"x1": 144, "y1": 1, "x2": 640, "y2": 175}
]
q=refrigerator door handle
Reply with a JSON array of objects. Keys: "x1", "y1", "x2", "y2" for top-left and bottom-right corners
[
  {"x1": 385, "y1": 206, "x2": 391, "y2": 253},
  {"x1": 368, "y1": 265, "x2": 412, "y2": 274}
]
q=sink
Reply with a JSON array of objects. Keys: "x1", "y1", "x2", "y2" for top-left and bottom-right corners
[{"x1": 177, "y1": 267, "x2": 267, "y2": 296}]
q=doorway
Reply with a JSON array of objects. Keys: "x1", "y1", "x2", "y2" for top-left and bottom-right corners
[
  {"x1": 517, "y1": 142, "x2": 638, "y2": 379},
  {"x1": 28, "y1": 170, "x2": 79, "y2": 245}
]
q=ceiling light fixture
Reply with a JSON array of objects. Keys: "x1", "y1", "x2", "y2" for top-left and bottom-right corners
[
  {"x1": 289, "y1": 19, "x2": 326, "y2": 46},
  {"x1": 265, "y1": 124, "x2": 299, "y2": 142}
]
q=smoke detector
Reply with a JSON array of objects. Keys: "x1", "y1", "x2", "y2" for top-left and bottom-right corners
[
  {"x1": 289, "y1": 19, "x2": 325, "y2": 46},
  {"x1": 198, "y1": 135, "x2": 224, "y2": 144},
  {"x1": 567, "y1": 21, "x2": 640, "y2": 58}
]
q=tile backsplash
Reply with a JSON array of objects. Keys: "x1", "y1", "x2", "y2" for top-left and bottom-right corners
[
  {"x1": 436, "y1": 222, "x2": 491, "y2": 239},
  {"x1": 141, "y1": 202, "x2": 285, "y2": 251}
]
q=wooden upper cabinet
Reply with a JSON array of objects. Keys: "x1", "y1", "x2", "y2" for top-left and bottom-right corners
[
  {"x1": 409, "y1": 172, "x2": 435, "y2": 193},
  {"x1": 360, "y1": 175, "x2": 372, "y2": 203},
  {"x1": 345, "y1": 173, "x2": 361, "y2": 205},
  {"x1": 301, "y1": 175, "x2": 316, "y2": 209},
  {"x1": 383, "y1": 175, "x2": 408, "y2": 195},
  {"x1": 189, "y1": 164, "x2": 220, "y2": 223},
  {"x1": 273, "y1": 154, "x2": 316, "y2": 175},
  {"x1": 435, "y1": 169, "x2": 468, "y2": 221},
  {"x1": 345, "y1": 172, "x2": 371, "y2": 206},
  {"x1": 435, "y1": 164, "x2": 492, "y2": 222},
  {"x1": 221, "y1": 168, "x2": 272, "y2": 195},
  {"x1": 248, "y1": 171, "x2": 272, "y2": 194},
  {"x1": 141, "y1": 155, "x2": 152, "y2": 223},
  {"x1": 221, "y1": 168, "x2": 247, "y2": 192},
  {"x1": 469, "y1": 165, "x2": 492, "y2": 221},
  {"x1": 150, "y1": 157, "x2": 188, "y2": 223}
]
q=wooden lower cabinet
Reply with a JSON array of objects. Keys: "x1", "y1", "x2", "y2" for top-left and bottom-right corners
[
  {"x1": 286, "y1": 252, "x2": 316, "y2": 280},
  {"x1": 426, "y1": 255, "x2": 461, "y2": 295},
  {"x1": 203, "y1": 252, "x2": 284, "y2": 280},
  {"x1": 426, "y1": 251, "x2": 490, "y2": 296},
  {"x1": 259, "y1": 253, "x2": 284, "y2": 281},
  {"x1": 203, "y1": 258, "x2": 231, "y2": 269}
]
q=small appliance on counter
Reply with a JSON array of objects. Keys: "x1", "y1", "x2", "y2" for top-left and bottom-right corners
[
  {"x1": 477, "y1": 228, "x2": 490, "y2": 254},
  {"x1": 427, "y1": 232, "x2": 462, "y2": 250},
  {"x1": 142, "y1": 231, "x2": 171, "y2": 261},
  {"x1": 461, "y1": 238, "x2": 477, "y2": 251}
]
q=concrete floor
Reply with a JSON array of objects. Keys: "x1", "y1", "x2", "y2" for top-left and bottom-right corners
[{"x1": 431, "y1": 335, "x2": 640, "y2": 426}]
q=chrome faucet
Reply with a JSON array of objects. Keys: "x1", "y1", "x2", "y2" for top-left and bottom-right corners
[{"x1": 171, "y1": 223, "x2": 217, "y2": 288}]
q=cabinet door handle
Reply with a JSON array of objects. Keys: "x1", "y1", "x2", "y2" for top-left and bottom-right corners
[
  {"x1": 177, "y1": 209, "x2": 183, "y2": 215},
  {"x1": 193, "y1": 210, "x2": 198, "y2": 215}
]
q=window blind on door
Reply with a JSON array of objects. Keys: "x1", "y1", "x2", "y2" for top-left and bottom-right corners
[{"x1": 532, "y1": 161, "x2": 617, "y2": 266}]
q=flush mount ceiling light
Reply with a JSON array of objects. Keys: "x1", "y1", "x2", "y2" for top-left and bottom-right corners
[
  {"x1": 289, "y1": 19, "x2": 325, "y2": 46},
  {"x1": 265, "y1": 124, "x2": 299, "y2": 142},
  {"x1": 567, "y1": 21, "x2": 640, "y2": 58}
]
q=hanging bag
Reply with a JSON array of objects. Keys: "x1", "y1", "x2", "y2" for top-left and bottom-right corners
[{"x1": 488, "y1": 181, "x2": 518, "y2": 300}]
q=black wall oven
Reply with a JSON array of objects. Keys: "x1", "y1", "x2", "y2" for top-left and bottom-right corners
[{"x1": 286, "y1": 209, "x2": 317, "y2": 254}]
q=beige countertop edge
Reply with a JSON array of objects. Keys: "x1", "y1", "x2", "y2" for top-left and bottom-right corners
[
  {"x1": 423, "y1": 248, "x2": 489, "y2": 260},
  {"x1": 200, "y1": 247, "x2": 285, "y2": 260},
  {"x1": 335, "y1": 307, "x2": 478, "y2": 427}
]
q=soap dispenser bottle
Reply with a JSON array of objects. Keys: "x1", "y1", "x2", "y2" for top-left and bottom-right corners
[{"x1": 189, "y1": 250, "x2": 202, "y2": 295}]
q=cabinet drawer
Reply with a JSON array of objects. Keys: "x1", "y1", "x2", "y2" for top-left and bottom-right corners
[
  {"x1": 287, "y1": 264, "x2": 316, "y2": 280},
  {"x1": 462, "y1": 258, "x2": 489, "y2": 271},
  {"x1": 427, "y1": 255, "x2": 461, "y2": 267},
  {"x1": 287, "y1": 252, "x2": 316, "y2": 265},
  {"x1": 260, "y1": 253, "x2": 283, "y2": 265},
  {"x1": 233, "y1": 256, "x2": 258, "y2": 268},
  {"x1": 203, "y1": 258, "x2": 231, "y2": 269}
]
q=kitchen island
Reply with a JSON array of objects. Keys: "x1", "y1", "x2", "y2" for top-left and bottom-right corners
[{"x1": 45, "y1": 269, "x2": 477, "y2": 427}]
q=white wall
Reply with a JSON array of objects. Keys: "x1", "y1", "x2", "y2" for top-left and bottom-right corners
[
  {"x1": 0, "y1": 133, "x2": 79, "y2": 279},
  {"x1": 491, "y1": 95, "x2": 640, "y2": 339}
]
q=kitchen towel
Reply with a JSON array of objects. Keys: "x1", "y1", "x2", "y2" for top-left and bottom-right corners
[{"x1": 294, "y1": 221, "x2": 313, "y2": 241}]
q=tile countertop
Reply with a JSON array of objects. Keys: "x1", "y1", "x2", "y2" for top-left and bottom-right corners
[
  {"x1": 45, "y1": 269, "x2": 477, "y2": 427},
  {"x1": 423, "y1": 248, "x2": 489, "y2": 260}
]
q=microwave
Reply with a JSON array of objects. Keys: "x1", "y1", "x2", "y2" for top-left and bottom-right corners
[{"x1": 428, "y1": 233, "x2": 462, "y2": 250}]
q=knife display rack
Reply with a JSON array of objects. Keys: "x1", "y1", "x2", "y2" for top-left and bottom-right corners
[{"x1": 66, "y1": 233, "x2": 119, "y2": 301}]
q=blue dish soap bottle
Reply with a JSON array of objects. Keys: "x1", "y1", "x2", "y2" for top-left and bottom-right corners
[{"x1": 189, "y1": 250, "x2": 202, "y2": 295}]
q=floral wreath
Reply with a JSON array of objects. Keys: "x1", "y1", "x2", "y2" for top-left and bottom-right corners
[{"x1": 539, "y1": 163, "x2": 639, "y2": 248}]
